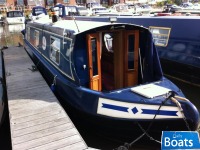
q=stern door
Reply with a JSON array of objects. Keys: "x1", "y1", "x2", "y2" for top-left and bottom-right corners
[
  {"x1": 124, "y1": 31, "x2": 139, "y2": 86},
  {"x1": 87, "y1": 33, "x2": 102, "y2": 91}
]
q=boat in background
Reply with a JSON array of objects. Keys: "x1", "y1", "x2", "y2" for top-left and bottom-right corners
[
  {"x1": 28, "y1": 6, "x2": 49, "y2": 21},
  {"x1": 22, "y1": 12, "x2": 200, "y2": 143},
  {"x1": 70, "y1": 15, "x2": 200, "y2": 86},
  {"x1": 52, "y1": 3, "x2": 80, "y2": 17},
  {"x1": 4, "y1": 10, "x2": 25, "y2": 25}
]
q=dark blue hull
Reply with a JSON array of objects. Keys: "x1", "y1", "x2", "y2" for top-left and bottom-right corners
[
  {"x1": 24, "y1": 40, "x2": 200, "y2": 141},
  {"x1": 72, "y1": 16, "x2": 200, "y2": 86},
  {"x1": 66, "y1": 104, "x2": 192, "y2": 143},
  {"x1": 0, "y1": 50, "x2": 6, "y2": 128}
]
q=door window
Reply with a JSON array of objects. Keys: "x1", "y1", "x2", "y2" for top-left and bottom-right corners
[
  {"x1": 91, "y1": 38, "x2": 98, "y2": 76},
  {"x1": 128, "y1": 34, "x2": 135, "y2": 70}
]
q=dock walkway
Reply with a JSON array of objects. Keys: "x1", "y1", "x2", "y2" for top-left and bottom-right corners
[{"x1": 3, "y1": 46, "x2": 91, "y2": 150}]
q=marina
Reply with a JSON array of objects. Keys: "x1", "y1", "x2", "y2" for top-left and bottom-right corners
[{"x1": 0, "y1": 18, "x2": 199, "y2": 150}]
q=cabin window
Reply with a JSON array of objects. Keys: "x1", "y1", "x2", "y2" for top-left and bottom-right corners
[
  {"x1": 91, "y1": 38, "x2": 98, "y2": 76},
  {"x1": 104, "y1": 33, "x2": 113, "y2": 53},
  {"x1": 42, "y1": 36, "x2": 47, "y2": 50},
  {"x1": 26, "y1": 27, "x2": 30, "y2": 42},
  {"x1": 7, "y1": 11, "x2": 23, "y2": 17},
  {"x1": 149, "y1": 26, "x2": 171, "y2": 47},
  {"x1": 34, "y1": 30, "x2": 39, "y2": 48},
  {"x1": 65, "y1": 38, "x2": 73, "y2": 59},
  {"x1": 50, "y1": 37, "x2": 60, "y2": 65},
  {"x1": 128, "y1": 34, "x2": 134, "y2": 70}
]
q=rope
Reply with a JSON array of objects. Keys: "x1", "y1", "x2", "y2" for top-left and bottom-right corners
[
  {"x1": 170, "y1": 97, "x2": 191, "y2": 131},
  {"x1": 50, "y1": 75, "x2": 57, "y2": 92},
  {"x1": 114, "y1": 91, "x2": 176, "y2": 150}
]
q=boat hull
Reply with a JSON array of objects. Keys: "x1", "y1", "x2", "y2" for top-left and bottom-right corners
[
  {"x1": 63, "y1": 103, "x2": 194, "y2": 142},
  {"x1": 0, "y1": 50, "x2": 6, "y2": 128}
]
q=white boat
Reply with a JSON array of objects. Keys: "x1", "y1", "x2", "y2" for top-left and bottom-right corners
[
  {"x1": 4, "y1": 10, "x2": 25, "y2": 25},
  {"x1": 29, "y1": 6, "x2": 49, "y2": 21},
  {"x1": 107, "y1": 4, "x2": 134, "y2": 16}
]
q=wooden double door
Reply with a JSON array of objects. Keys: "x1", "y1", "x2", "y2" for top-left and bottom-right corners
[{"x1": 87, "y1": 30, "x2": 139, "y2": 91}]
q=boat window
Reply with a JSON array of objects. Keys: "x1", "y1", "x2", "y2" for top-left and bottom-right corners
[
  {"x1": 128, "y1": 34, "x2": 134, "y2": 70},
  {"x1": 103, "y1": 33, "x2": 113, "y2": 52},
  {"x1": 26, "y1": 27, "x2": 30, "y2": 42},
  {"x1": 91, "y1": 38, "x2": 98, "y2": 76},
  {"x1": 34, "y1": 8, "x2": 47, "y2": 15},
  {"x1": 65, "y1": 38, "x2": 73, "y2": 59},
  {"x1": 50, "y1": 37, "x2": 60, "y2": 65},
  {"x1": 34, "y1": 30, "x2": 39, "y2": 48},
  {"x1": 14, "y1": 12, "x2": 23, "y2": 17},
  {"x1": 149, "y1": 26, "x2": 171, "y2": 47},
  {"x1": 42, "y1": 36, "x2": 47, "y2": 50},
  {"x1": 7, "y1": 11, "x2": 22, "y2": 17}
]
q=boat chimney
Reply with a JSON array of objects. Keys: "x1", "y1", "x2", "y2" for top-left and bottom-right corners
[{"x1": 51, "y1": 9, "x2": 58, "y2": 23}]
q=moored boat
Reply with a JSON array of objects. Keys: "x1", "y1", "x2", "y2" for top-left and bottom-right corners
[
  {"x1": 28, "y1": 6, "x2": 49, "y2": 21},
  {"x1": 22, "y1": 14, "x2": 200, "y2": 143},
  {"x1": 4, "y1": 10, "x2": 25, "y2": 25}
]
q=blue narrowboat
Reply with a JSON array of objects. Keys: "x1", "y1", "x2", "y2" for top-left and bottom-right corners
[{"x1": 22, "y1": 16, "x2": 200, "y2": 142}]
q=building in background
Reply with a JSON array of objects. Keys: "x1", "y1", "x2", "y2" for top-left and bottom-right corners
[{"x1": 0, "y1": 0, "x2": 167, "y2": 11}]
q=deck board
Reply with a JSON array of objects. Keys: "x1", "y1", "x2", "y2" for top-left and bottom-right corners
[{"x1": 4, "y1": 46, "x2": 90, "y2": 150}]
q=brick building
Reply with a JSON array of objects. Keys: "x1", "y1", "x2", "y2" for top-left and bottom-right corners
[{"x1": 0, "y1": 0, "x2": 125, "y2": 11}]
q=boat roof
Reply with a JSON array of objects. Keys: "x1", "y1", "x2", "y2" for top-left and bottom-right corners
[
  {"x1": 30, "y1": 19, "x2": 146, "y2": 34},
  {"x1": 79, "y1": 15, "x2": 200, "y2": 20}
]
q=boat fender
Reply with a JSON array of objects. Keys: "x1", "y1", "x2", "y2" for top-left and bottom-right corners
[{"x1": 50, "y1": 75, "x2": 57, "y2": 92}]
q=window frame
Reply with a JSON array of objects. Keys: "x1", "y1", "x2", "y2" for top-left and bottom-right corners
[{"x1": 50, "y1": 36, "x2": 61, "y2": 65}]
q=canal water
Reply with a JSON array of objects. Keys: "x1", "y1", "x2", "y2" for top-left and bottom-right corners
[{"x1": 0, "y1": 24, "x2": 199, "y2": 150}]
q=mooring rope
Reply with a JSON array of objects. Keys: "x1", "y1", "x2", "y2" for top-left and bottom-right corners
[
  {"x1": 114, "y1": 91, "x2": 175, "y2": 150},
  {"x1": 171, "y1": 97, "x2": 191, "y2": 131},
  {"x1": 114, "y1": 91, "x2": 192, "y2": 150}
]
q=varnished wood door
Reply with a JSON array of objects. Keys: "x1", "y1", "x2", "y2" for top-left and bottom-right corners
[
  {"x1": 87, "y1": 33, "x2": 102, "y2": 91},
  {"x1": 124, "y1": 30, "x2": 139, "y2": 87}
]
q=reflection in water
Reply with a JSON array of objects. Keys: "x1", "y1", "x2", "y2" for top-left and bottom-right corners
[{"x1": 0, "y1": 24, "x2": 24, "y2": 48}]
